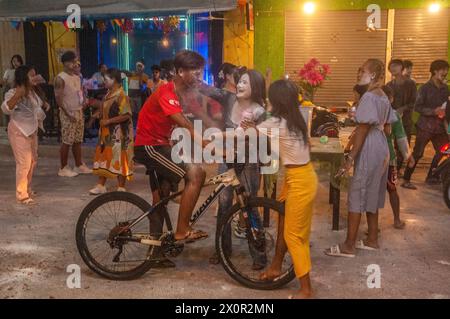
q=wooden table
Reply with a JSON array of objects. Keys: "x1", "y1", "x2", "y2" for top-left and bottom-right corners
[{"x1": 310, "y1": 137, "x2": 345, "y2": 231}]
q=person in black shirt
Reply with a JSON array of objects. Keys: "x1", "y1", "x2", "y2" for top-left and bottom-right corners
[
  {"x1": 386, "y1": 59, "x2": 417, "y2": 171},
  {"x1": 403, "y1": 60, "x2": 415, "y2": 80},
  {"x1": 402, "y1": 60, "x2": 449, "y2": 189}
]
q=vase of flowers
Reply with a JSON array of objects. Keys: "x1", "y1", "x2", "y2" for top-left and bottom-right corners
[{"x1": 297, "y1": 58, "x2": 331, "y2": 103}]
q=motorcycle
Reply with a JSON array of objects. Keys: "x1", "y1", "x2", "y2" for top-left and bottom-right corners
[
  {"x1": 310, "y1": 106, "x2": 340, "y2": 138},
  {"x1": 433, "y1": 143, "x2": 450, "y2": 209}
]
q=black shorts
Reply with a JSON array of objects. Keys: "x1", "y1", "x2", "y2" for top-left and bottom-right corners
[{"x1": 134, "y1": 145, "x2": 186, "y2": 192}]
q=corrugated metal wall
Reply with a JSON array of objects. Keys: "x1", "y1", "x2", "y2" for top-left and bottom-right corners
[
  {"x1": 285, "y1": 10, "x2": 388, "y2": 107},
  {"x1": 0, "y1": 22, "x2": 26, "y2": 75},
  {"x1": 392, "y1": 8, "x2": 449, "y2": 85},
  {"x1": 0, "y1": 22, "x2": 26, "y2": 125}
]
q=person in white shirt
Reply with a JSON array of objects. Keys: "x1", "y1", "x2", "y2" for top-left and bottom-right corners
[
  {"x1": 91, "y1": 63, "x2": 108, "y2": 89},
  {"x1": 54, "y1": 51, "x2": 92, "y2": 177},
  {"x1": 1, "y1": 55, "x2": 24, "y2": 128},
  {"x1": 1, "y1": 65, "x2": 50, "y2": 204},
  {"x1": 243, "y1": 79, "x2": 317, "y2": 299}
]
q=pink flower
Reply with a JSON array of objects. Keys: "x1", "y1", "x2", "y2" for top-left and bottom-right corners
[
  {"x1": 310, "y1": 58, "x2": 320, "y2": 67},
  {"x1": 322, "y1": 64, "x2": 331, "y2": 75}
]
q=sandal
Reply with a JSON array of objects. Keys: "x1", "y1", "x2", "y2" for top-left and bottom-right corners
[
  {"x1": 176, "y1": 229, "x2": 208, "y2": 244},
  {"x1": 401, "y1": 182, "x2": 417, "y2": 190},
  {"x1": 355, "y1": 240, "x2": 378, "y2": 251},
  {"x1": 324, "y1": 244, "x2": 355, "y2": 258},
  {"x1": 17, "y1": 198, "x2": 35, "y2": 205},
  {"x1": 259, "y1": 270, "x2": 282, "y2": 282}
]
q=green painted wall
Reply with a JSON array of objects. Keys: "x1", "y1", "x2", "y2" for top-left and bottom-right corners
[
  {"x1": 254, "y1": 0, "x2": 450, "y2": 79},
  {"x1": 253, "y1": 0, "x2": 285, "y2": 80},
  {"x1": 257, "y1": 0, "x2": 449, "y2": 11}
]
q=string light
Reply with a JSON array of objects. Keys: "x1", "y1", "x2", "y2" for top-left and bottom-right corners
[
  {"x1": 429, "y1": 2, "x2": 441, "y2": 13},
  {"x1": 161, "y1": 38, "x2": 169, "y2": 48},
  {"x1": 303, "y1": 2, "x2": 316, "y2": 15}
]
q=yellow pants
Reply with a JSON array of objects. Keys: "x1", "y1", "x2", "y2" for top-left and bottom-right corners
[{"x1": 279, "y1": 163, "x2": 318, "y2": 278}]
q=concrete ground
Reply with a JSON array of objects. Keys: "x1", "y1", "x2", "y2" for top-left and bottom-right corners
[{"x1": 1, "y1": 131, "x2": 450, "y2": 299}]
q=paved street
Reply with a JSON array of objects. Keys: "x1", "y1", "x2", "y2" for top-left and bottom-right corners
[{"x1": 1, "y1": 138, "x2": 450, "y2": 299}]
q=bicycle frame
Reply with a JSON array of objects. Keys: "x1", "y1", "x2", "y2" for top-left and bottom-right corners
[{"x1": 126, "y1": 168, "x2": 244, "y2": 234}]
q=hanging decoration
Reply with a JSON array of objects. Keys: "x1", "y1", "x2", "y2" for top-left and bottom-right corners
[
  {"x1": 96, "y1": 20, "x2": 107, "y2": 33},
  {"x1": 62, "y1": 20, "x2": 70, "y2": 31},
  {"x1": 10, "y1": 21, "x2": 21, "y2": 30},
  {"x1": 113, "y1": 19, "x2": 123, "y2": 29},
  {"x1": 121, "y1": 18, "x2": 134, "y2": 33},
  {"x1": 152, "y1": 17, "x2": 161, "y2": 30},
  {"x1": 30, "y1": 21, "x2": 36, "y2": 28}
]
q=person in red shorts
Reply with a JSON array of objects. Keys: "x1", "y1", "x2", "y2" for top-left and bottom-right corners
[{"x1": 134, "y1": 50, "x2": 210, "y2": 244}]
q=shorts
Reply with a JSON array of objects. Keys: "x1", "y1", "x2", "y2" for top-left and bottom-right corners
[
  {"x1": 60, "y1": 110, "x2": 84, "y2": 145},
  {"x1": 134, "y1": 145, "x2": 186, "y2": 192},
  {"x1": 387, "y1": 165, "x2": 397, "y2": 192}
]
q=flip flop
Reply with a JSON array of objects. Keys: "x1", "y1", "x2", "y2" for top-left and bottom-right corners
[
  {"x1": 355, "y1": 240, "x2": 378, "y2": 251},
  {"x1": 324, "y1": 245, "x2": 355, "y2": 258},
  {"x1": 176, "y1": 229, "x2": 208, "y2": 245},
  {"x1": 259, "y1": 271, "x2": 282, "y2": 282}
]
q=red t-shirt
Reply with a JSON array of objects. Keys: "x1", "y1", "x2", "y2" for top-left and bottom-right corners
[{"x1": 135, "y1": 82, "x2": 182, "y2": 146}]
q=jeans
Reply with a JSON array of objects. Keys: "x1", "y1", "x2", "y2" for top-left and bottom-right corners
[{"x1": 216, "y1": 163, "x2": 267, "y2": 266}]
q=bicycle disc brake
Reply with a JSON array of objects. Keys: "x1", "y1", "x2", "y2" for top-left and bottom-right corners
[{"x1": 160, "y1": 232, "x2": 184, "y2": 258}]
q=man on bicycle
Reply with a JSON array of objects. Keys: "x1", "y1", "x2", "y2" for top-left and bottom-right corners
[{"x1": 134, "y1": 50, "x2": 209, "y2": 243}]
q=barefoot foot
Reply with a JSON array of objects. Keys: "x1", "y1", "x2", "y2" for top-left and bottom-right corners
[{"x1": 394, "y1": 220, "x2": 406, "y2": 229}]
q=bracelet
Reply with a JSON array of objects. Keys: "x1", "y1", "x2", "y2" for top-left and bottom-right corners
[{"x1": 345, "y1": 154, "x2": 354, "y2": 164}]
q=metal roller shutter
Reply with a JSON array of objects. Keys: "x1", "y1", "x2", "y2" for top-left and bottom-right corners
[
  {"x1": 392, "y1": 8, "x2": 449, "y2": 85},
  {"x1": 285, "y1": 10, "x2": 388, "y2": 107}
]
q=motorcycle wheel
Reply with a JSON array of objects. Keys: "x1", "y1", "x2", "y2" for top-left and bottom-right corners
[{"x1": 443, "y1": 179, "x2": 450, "y2": 209}]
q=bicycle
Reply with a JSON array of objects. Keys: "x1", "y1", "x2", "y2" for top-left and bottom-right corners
[{"x1": 76, "y1": 166, "x2": 295, "y2": 290}]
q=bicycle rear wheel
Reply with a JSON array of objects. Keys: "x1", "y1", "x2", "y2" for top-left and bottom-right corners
[
  {"x1": 216, "y1": 197, "x2": 296, "y2": 290},
  {"x1": 76, "y1": 192, "x2": 158, "y2": 280}
]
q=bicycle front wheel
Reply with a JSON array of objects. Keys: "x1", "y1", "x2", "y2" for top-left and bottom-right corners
[{"x1": 216, "y1": 197, "x2": 296, "y2": 290}]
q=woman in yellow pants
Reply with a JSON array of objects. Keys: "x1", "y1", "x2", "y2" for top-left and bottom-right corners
[{"x1": 244, "y1": 79, "x2": 318, "y2": 298}]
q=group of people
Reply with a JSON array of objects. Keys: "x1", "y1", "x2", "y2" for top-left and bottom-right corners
[
  {"x1": 326, "y1": 58, "x2": 449, "y2": 261},
  {"x1": 2, "y1": 47, "x2": 449, "y2": 299}
]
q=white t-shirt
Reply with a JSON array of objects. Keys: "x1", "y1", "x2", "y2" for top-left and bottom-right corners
[
  {"x1": 230, "y1": 102, "x2": 265, "y2": 128},
  {"x1": 3, "y1": 69, "x2": 15, "y2": 89},
  {"x1": 257, "y1": 116, "x2": 310, "y2": 166}
]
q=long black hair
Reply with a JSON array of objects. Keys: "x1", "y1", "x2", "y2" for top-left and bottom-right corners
[
  {"x1": 239, "y1": 69, "x2": 266, "y2": 107},
  {"x1": 216, "y1": 63, "x2": 243, "y2": 89},
  {"x1": 11, "y1": 54, "x2": 24, "y2": 69},
  {"x1": 269, "y1": 80, "x2": 309, "y2": 143}
]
